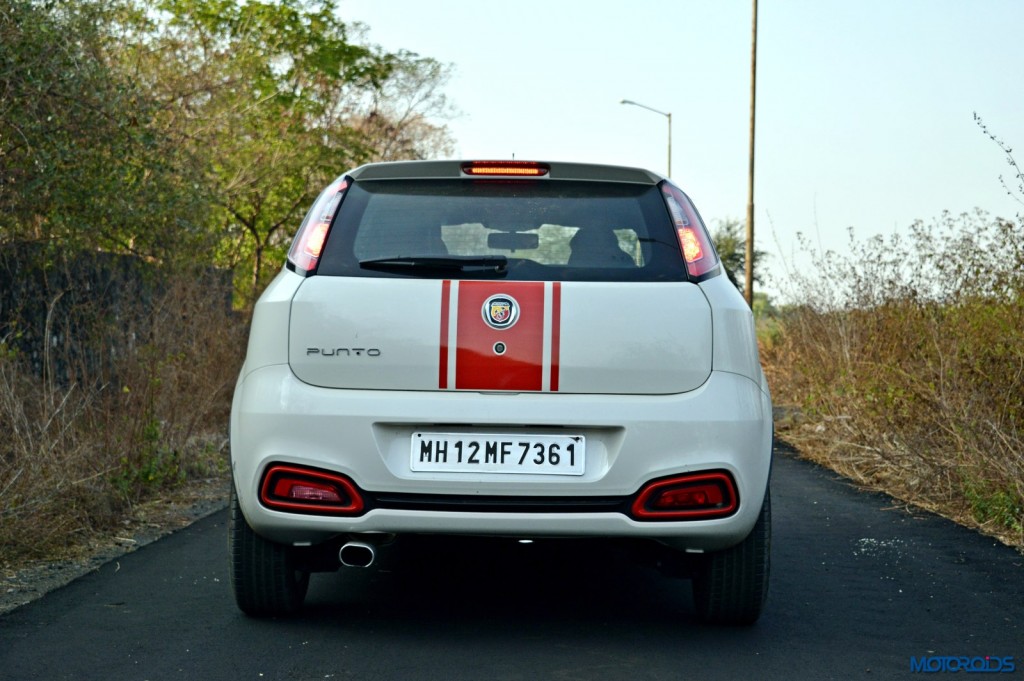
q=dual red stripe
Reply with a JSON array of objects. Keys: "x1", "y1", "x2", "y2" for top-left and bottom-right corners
[{"x1": 438, "y1": 281, "x2": 561, "y2": 392}]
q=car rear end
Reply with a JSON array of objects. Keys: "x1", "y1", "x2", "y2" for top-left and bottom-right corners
[{"x1": 229, "y1": 160, "x2": 773, "y2": 623}]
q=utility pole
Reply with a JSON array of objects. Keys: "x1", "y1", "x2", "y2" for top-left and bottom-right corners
[{"x1": 744, "y1": 0, "x2": 758, "y2": 307}]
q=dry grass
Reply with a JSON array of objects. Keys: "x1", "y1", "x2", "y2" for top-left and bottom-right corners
[
  {"x1": 0, "y1": 267, "x2": 244, "y2": 561},
  {"x1": 762, "y1": 212, "x2": 1024, "y2": 549}
]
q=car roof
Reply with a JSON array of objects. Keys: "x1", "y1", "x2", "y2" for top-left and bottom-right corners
[{"x1": 347, "y1": 160, "x2": 664, "y2": 185}]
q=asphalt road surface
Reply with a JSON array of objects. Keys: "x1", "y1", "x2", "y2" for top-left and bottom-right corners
[{"x1": 1, "y1": 443, "x2": 1021, "y2": 680}]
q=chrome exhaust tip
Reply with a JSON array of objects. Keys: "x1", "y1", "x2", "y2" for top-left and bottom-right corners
[{"x1": 339, "y1": 541, "x2": 376, "y2": 568}]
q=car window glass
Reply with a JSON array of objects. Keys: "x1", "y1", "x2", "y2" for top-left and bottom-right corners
[{"x1": 319, "y1": 179, "x2": 687, "y2": 282}]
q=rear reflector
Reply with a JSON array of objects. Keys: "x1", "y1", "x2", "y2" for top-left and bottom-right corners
[
  {"x1": 260, "y1": 464, "x2": 364, "y2": 515},
  {"x1": 631, "y1": 471, "x2": 738, "y2": 521},
  {"x1": 462, "y1": 161, "x2": 550, "y2": 177},
  {"x1": 273, "y1": 478, "x2": 341, "y2": 502}
]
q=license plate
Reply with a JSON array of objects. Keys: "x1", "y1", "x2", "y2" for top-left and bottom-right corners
[{"x1": 410, "y1": 432, "x2": 585, "y2": 476}]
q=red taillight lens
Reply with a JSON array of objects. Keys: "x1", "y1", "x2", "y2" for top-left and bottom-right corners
[
  {"x1": 661, "y1": 183, "x2": 719, "y2": 279},
  {"x1": 677, "y1": 227, "x2": 704, "y2": 263},
  {"x1": 461, "y1": 161, "x2": 550, "y2": 177},
  {"x1": 288, "y1": 219, "x2": 331, "y2": 273},
  {"x1": 631, "y1": 472, "x2": 738, "y2": 520},
  {"x1": 260, "y1": 465, "x2": 364, "y2": 515},
  {"x1": 287, "y1": 179, "x2": 348, "y2": 274}
]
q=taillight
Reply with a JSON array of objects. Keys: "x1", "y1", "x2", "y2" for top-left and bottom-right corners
[
  {"x1": 661, "y1": 183, "x2": 720, "y2": 279},
  {"x1": 461, "y1": 161, "x2": 550, "y2": 177},
  {"x1": 286, "y1": 179, "x2": 348, "y2": 274},
  {"x1": 259, "y1": 464, "x2": 364, "y2": 515},
  {"x1": 631, "y1": 471, "x2": 738, "y2": 520},
  {"x1": 677, "y1": 226, "x2": 704, "y2": 263}
]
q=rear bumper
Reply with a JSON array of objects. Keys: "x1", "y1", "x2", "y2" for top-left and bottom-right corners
[{"x1": 230, "y1": 366, "x2": 772, "y2": 552}]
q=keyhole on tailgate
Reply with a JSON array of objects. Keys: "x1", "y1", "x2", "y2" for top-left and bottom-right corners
[{"x1": 493, "y1": 342, "x2": 507, "y2": 355}]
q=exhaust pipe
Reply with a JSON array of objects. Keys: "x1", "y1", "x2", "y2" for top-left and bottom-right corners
[{"x1": 339, "y1": 541, "x2": 376, "y2": 568}]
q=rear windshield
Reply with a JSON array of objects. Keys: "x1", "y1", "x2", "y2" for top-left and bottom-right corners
[{"x1": 316, "y1": 179, "x2": 689, "y2": 281}]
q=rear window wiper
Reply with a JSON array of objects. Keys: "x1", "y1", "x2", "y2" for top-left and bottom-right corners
[{"x1": 359, "y1": 255, "x2": 508, "y2": 275}]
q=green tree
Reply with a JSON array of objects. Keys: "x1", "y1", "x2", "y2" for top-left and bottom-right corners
[
  {"x1": 116, "y1": 0, "x2": 454, "y2": 302},
  {"x1": 711, "y1": 218, "x2": 767, "y2": 293},
  {"x1": 0, "y1": 0, "x2": 208, "y2": 262},
  {"x1": 2, "y1": 0, "x2": 456, "y2": 298}
]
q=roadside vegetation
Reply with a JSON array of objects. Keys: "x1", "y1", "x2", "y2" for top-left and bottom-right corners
[
  {"x1": 0, "y1": 0, "x2": 452, "y2": 561},
  {"x1": 0, "y1": 269, "x2": 244, "y2": 556},
  {"x1": 710, "y1": 119, "x2": 1023, "y2": 549},
  {"x1": 757, "y1": 193, "x2": 1024, "y2": 547}
]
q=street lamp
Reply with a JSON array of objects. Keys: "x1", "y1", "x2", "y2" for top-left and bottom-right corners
[{"x1": 620, "y1": 99, "x2": 672, "y2": 177}]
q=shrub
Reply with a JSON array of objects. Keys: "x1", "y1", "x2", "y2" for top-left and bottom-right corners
[
  {"x1": 0, "y1": 262, "x2": 244, "y2": 560},
  {"x1": 764, "y1": 211, "x2": 1023, "y2": 547}
]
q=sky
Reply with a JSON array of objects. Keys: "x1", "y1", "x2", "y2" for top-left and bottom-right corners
[{"x1": 338, "y1": 0, "x2": 1024, "y2": 298}]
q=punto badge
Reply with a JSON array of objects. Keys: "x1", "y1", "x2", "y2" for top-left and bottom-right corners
[{"x1": 482, "y1": 294, "x2": 519, "y2": 330}]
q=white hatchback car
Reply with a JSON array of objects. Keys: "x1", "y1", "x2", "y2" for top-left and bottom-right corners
[{"x1": 229, "y1": 160, "x2": 773, "y2": 624}]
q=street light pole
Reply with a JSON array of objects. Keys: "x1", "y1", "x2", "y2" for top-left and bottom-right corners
[{"x1": 620, "y1": 99, "x2": 672, "y2": 177}]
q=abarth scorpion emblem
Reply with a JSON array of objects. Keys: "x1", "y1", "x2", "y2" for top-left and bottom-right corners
[{"x1": 482, "y1": 294, "x2": 519, "y2": 330}]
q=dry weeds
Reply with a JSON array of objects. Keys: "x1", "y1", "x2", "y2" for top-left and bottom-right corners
[
  {"x1": 763, "y1": 212, "x2": 1024, "y2": 550},
  {"x1": 0, "y1": 265, "x2": 244, "y2": 562}
]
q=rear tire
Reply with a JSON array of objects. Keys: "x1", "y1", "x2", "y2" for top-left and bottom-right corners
[
  {"x1": 229, "y1": 485, "x2": 310, "y2": 617},
  {"x1": 691, "y1": 488, "x2": 771, "y2": 625}
]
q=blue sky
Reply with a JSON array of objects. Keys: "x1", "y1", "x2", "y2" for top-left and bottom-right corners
[{"x1": 340, "y1": 0, "x2": 1024, "y2": 297}]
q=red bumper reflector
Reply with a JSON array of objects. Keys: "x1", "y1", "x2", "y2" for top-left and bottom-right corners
[
  {"x1": 462, "y1": 161, "x2": 549, "y2": 177},
  {"x1": 260, "y1": 465, "x2": 364, "y2": 515},
  {"x1": 631, "y1": 472, "x2": 738, "y2": 521},
  {"x1": 273, "y1": 479, "x2": 342, "y2": 503}
]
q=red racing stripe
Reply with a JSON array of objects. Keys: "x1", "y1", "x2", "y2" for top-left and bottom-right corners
[
  {"x1": 438, "y1": 279, "x2": 451, "y2": 389},
  {"x1": 550, "y1": 282, "x2": 561, "y2": 392},
  {"x1": 455, "y1": 281, "x2": 545, "y2": 391}
]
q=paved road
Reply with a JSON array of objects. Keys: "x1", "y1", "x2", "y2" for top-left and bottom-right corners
[{"x1": 1, "y1": 443, "x2": 1021, "y2": 680}]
